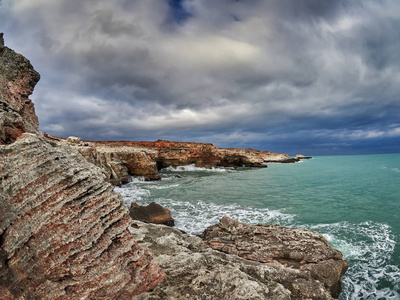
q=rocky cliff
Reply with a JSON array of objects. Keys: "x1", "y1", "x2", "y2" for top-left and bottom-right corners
[
  {"x1": 46, "y1": 138, "x2": 298, "y2": 184},
  {"x1": 1, "y1": 33, "x2": 344, "y2": 300},
  {"x1": 0, "y1": 34, "x2": 165, "y2": 299}
]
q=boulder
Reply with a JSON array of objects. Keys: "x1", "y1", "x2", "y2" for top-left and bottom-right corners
[
  {"x1": 66, "y1": 136, "x2": 82, "y2": 143},
  {"x1": 201, "y1": 217, "x2": 348, "y2": 299},
  {"x1": 130, "y1": 202, "x2": 175, "y2": 227}
]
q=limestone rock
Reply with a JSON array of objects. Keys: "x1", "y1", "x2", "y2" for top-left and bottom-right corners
[
  {"x1": 66, "y1": 136, "x2": 82, "y2": 143},
  {"x1": 0, "y1": 34, "x2": 40, "y2": 144},
  {"x1": 0, "y1": 35, "x2": 165, "y2": 299},
  {"x1": 132, "y1": 218, "x2": 347, "y2": 300},
  {"x1": 132, "y1": 221, "x2": 292, "y2": 300},
  {"x1": 201, "y1": 217, "x2": 348, "y2": 299},
  {"x1": 43, "y1": 138, "x2": 297, "y2": 185},
  {"x1": 130, "y1": 202, "x2": 175, "y2": 226},
  {"x1": 295, "y1": 154, "x2": 312, "y2": 160}
]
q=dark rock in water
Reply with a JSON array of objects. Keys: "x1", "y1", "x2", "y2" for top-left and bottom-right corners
[
  {"x1": 0, "y1": 34, "x2": 165, "y2": 299},
  {"x1": 130, "y1": 202, "x2": 175, "y2": 227},
  {"x1": 295, "y1": 154, "x2": 312, "y2": 160},
  {"x1": 201, "y1": 217, "x2": 348, "y2": 299}
]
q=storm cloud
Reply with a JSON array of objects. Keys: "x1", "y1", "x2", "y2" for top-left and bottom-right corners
[{"x1": 1, "y1": 0, "x2": 399, "y2": 155}]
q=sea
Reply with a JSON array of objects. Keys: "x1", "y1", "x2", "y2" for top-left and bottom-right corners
[{"x1": 115, "y1": 153, "x2": 400, "y2": 299}]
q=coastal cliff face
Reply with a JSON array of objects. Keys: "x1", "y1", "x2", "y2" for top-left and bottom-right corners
[
  {"x1": 0, "y1": 35, "x2": 164, "y2": 299},
  {"x1": 0, "y1": 33, "x2": 39, "y2": 144},
  {"x1": 133, "y1": 217, "x2": 347, "y2": 300},
  {"x1": 0, "y1": 33, "x2": 346, "y2": 299},
  {"x1": 50, "y1": 138, "x2": 295, "y2": 184}
]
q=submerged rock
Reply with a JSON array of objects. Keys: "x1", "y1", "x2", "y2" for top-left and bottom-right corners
[{"x1": 130, "y1": 202, "x2": 175, "y2": 227}]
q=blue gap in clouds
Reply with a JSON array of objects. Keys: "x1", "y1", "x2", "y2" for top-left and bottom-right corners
[{"x1": 166, "y1": 0, "x2": 191, "y2": 24}]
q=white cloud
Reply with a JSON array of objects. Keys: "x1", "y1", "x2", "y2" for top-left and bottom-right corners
[{"x1": 1, "y1": 0, "x2": 400, "y2": 153}]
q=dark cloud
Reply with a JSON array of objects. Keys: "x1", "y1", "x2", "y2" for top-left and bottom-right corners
[{"x1": 1, "y1": 0, "x2": 400, "y2": 155}]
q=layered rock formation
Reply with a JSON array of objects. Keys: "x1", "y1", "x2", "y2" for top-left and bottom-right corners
[
  {"x1": 133, "y1": 217, "x2": 347, "y2": 300},
  {"x1": 48, "y1": 137, "x2": 299, "y2": 184},
  {"x1": 1, "y1": 33, "x2": 344, "y2": 299},
  {"x1": 201, "y1": 217, "x2": 347, "y2": 299},
  {"x1": 43, "y1": 136, "x2": 161, "y2": 185},
  {"x1": 0, "y1": 32, "x2": 39, "y2": 144},
  {"x1": 0, "y1": 34, "x2": 164, "y2": 299}
]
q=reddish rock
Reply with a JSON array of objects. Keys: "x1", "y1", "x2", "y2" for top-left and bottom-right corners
[
  {"x1": 0, "y1": 33, "x2": 40, "y2": 144},
  {"x1": 130, "y1": 202, "x2": 175, "y2": 227},
  {"x1": 0, "y1": 34, "x2": 165, "y2": 299}
]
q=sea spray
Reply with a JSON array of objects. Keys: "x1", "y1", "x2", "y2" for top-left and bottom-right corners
[{"x1": 116, "y1": 153, "x2": 400, "y2": 299}]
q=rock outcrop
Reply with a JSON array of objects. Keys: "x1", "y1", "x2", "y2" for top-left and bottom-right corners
[
  {"x1": 43, "y1": 136, "x2": 161, "y2": 185},
  {"x1": 48, "y1": 138, "x2": 299, "y2": 184},
  {"x1": 133, "y1": 217, "x2": 347, "y2": 300},
  {"x1": 201, "y1": 217, "x2": 348, "y2": 299},
  {"x1": 0, "y1": 34, "x2": 164, "y2": 299},
  {"x1": 0, "y1": 33, "x2": 40, "y2": 144},
  {"x1": 130, "y1": 202, "x2": 175, "y2": 227},
  {"x1": 295, "y1": 154, "x2": 312, "y2": 160}
]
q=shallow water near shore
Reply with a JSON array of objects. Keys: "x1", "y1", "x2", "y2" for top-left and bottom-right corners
[{"x1": 115, "y1": 153, "x2": 400, "y2": 299}]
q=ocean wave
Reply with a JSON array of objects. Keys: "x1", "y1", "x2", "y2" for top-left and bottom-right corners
[
  {"x1": 163, "y1": 164, "x2": 233, "y2": 173},
  {"x1": 310, "y1": 222, "x2": 400, "y2": 299},
  {"x1": 116, "y1": 182, "x2": 294, "y2": 235},
  {"x1": 115, "y1": 184, "x2": 150, "y2": 206}
]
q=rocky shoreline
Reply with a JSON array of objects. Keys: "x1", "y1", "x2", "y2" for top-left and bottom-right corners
[
  {"x1": 0, "y1": 34, "x2": 345, "y2": 299},
  {"x1": 43, "y1": 134, "x2": 309, "y2": 185}
]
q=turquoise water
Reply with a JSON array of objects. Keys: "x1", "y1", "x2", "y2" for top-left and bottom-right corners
[{"x1": 115, "y1": 153, "x2": 400, "y2": 299}]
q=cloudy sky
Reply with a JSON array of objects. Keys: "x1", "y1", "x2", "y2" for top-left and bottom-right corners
[{"x1": 1, "y1": 0, "x2": 400, "y2": 155}]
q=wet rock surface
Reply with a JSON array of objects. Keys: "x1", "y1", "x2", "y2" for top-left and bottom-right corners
[{"x1": 130, "y1": 202, "x2": 175, "y2": 226}]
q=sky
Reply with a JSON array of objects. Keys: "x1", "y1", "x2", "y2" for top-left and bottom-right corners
[{"x1": 1, "y1": 0, "x2": 400, "y2": 155}]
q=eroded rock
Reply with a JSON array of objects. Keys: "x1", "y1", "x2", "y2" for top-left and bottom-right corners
[
  {"x1": 0, "y1": 34, "x2": 165, "y2": 299},
  {"x1": 131, "y1": 220, "x2": 292, "y2": 300},
  {"x1": 201, "y1": 217, "x2": 348, "y2": 299},
  {"x1": 0, "y1": 34, "x2": 40, "y2": 144},
  {"x1": 132, "y1": 217, "x2": 347, "y2": 300},
  {"x1": 130, "y1": 202, "x2": 175, "y2": 226}
]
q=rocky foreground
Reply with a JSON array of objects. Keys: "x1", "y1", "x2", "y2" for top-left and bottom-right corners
[
  {"x1": 133, "y1": 217, "x2": 347, "y2": 300},
  {"x1": 1, "y1": 33, "x2": 345, "y2": 299}
]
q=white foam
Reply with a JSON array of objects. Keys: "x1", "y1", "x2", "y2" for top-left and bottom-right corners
[
  {"x1": 163, "y1": 164, "x2": 232, "y2": 173},
  {"x1": 114, "y1": 184, "x2": 150, "y2": 206},
  {"x1": 116, "y1": 182, "x2": 294, "y2": 235},
  {"x1": 115, "y1": 175, "x2": 400, "y2": 298},
  {"x1": 310, "y1": 222, "x2": 400, "y2": 299}
]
